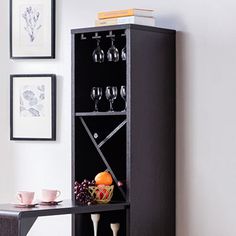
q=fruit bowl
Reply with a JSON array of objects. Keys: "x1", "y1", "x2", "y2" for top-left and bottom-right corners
[{"x1": 89, "y1": 185, "x2": 114, "y2": 204}]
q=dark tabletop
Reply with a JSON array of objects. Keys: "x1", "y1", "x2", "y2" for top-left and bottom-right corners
[{"x1": 0, "y1": 200, "x2": 129, "y2": 218}]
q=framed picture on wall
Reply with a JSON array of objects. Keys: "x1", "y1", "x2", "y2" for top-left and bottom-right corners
[
  {"x1": 10, "y1": 0, "x2": 55, "y2": 59},
  {"x1": 10, "y1": 74, "x2": 56, "y2": 140}
]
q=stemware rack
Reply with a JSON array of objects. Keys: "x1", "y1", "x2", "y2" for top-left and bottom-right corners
[
  {"x1": 72, "y1": 24, "x2": 176, "y2": 236},
  {"x1": 81, "y1": 31, "x2": 126, "y2": 40}
]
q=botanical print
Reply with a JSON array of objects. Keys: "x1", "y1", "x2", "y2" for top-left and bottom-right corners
[
  {"x1": 20, "y1": 84, "x2": 45, "y2": 117},
  {"x1": 21, "y1": 5, "x2": 42, "y2": 42}
]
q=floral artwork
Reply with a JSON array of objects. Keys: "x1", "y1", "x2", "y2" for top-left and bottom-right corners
[
  {"x1": 22, "y1": 6, "x2": 42, "y2": 42},
  {"x1": 11, "y1": 74, "x2": 56, "y2": 140},
  {"x1": 11, "y1": 0, "x2": 55, "y2": 58},
  {"x1": 20, "y1": 84, "x2": 45, "y2": 117}
]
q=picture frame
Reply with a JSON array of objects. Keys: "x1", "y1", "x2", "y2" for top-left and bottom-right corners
[
  {"x1": 10, "y1": 74, "x2": 56, "y2": 140},
  {"x1": 10, "y1": 0, "x2": 55, "y2": 59}
]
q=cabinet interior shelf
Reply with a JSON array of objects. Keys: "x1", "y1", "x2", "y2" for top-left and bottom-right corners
[
  {"x1": 75, "y1": 112, "x2": 127, "y2": 117},
  {"x1": 79, "y1": 117, "x2": 126, "y2": 199}
]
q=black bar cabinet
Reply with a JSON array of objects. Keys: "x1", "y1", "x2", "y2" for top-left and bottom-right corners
[{"x1": 71, "y1": 24, "x2": 176, "y2": 236}]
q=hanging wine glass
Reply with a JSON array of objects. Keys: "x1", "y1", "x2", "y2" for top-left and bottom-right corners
[
  {"x1": 107, "y1": 38, "x2": 119, "y2": 62},
  {"x1": 121, "y1": 46, "x2": 126, "y2": 61},
  {"x1": 92, "y1": 39, "x2": 104, "y2": 63},
  {"x1": 91, "y1": 87, "x2": 102, "y2": 112},
  {"x1": 120, "y1": 85, "x2": 126, "y2": 111},
  {"x1": 105, "y1": 86, "x2": 118, "y2": 112}
]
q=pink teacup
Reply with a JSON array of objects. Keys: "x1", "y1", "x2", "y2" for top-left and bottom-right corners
[
  {"x1": 41, "y1": 189, "x2": 61, "y2": 202},
  {"x1": 17, "y1": 191, "x2": 35, "y2": 204}
]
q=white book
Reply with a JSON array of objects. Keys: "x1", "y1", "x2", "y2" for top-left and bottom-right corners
[
  {"x1": 98, "y1": 8, "x2": 154, "y2": 19},
  {"x1": 95, "y1": 16, "x2": 155, "y2": 27}
]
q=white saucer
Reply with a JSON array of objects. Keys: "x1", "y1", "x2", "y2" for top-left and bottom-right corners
[
  {"x1": 39, "y1": 200, "x2": 63, "y2": 206},
  {"x1": 12, "y1": 202, "x2": 39, "y2": 208}
]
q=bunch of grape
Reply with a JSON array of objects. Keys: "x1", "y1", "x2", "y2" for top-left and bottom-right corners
[{"x1": 74, "y1": 179, "x2": 96, "y2": 205}]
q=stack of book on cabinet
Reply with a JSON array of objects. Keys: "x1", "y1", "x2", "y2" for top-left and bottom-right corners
[{"x1": 95, "y1": 8, "x2": 155, "y2": 27}]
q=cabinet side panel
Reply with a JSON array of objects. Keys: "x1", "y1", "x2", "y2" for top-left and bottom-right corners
[
  {"x1": 129, "y1": 29, "x2": 176, "y2": 236},
  {"x1": 71, "y1": 33, "x2": 76, "y2": 236}
]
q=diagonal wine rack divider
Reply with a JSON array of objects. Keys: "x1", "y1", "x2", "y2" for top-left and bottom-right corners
[
  {"x1": 98, "y1": 119, "x2": 127, "y2": 148},
  {"x1": 80, "y1": 117, "x2": 126, "y2": 199}
]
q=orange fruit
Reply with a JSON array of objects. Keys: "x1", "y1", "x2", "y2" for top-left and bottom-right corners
[{"x1": 95, "y1": 171, "x2": 113, "y2": 186}]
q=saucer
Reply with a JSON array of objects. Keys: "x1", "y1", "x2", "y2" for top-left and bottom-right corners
[
  {"x1": 39, "y1": 200, "x2": 63, "y2": 206},
  {"x1": 13, "y1": 202, "x2": 39, "y2": 208}
]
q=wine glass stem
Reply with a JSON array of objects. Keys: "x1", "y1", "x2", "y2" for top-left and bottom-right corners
[
  {"x1": 95, "y1": 100, "x2": 98, "y2": 112},
  {"x1": 109, "y1": 100, "x2": 114, "y2": 111},
  {"x1": 93, "y1": 222, "x2": 98, "y2": 236}
]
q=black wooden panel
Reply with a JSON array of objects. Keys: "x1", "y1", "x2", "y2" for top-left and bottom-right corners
[
  {"x1": 71, "y1": 24, "x2": 175, "y2": 36},
  {"x1": 129, "y1": 28, "x2": 176, "y2": 236},
  {"x1": 0, "y1": 215, "x2": 18, "y2": 236}
]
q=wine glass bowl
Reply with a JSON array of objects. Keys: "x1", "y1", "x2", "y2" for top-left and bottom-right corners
[
  {"x1": 91, "y1": 87, "x2": 102, "y2": 112},
  {"x1": 121, "y1": 46, "x2": 126, "y2": 61},
  {"x1": 105, "y1": 86, "x2": 118, "y2": 112},
  {"x1": 107, "y1": 38, "x2": 119, "y2": 62},
  {"x1": 92, "y1": 39, "x2": 104, "y2": 63},
  {"x1": 120, "y1": 85, "x2": 126, "y2": 111}
]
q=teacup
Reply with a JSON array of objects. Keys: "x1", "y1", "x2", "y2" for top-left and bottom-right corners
[
  {"x1": 17, "y1": 191, "x2": 35, "y2": 205},
  {"x1": 41, "y1": 189, "x2": 61, "y2": 202}
]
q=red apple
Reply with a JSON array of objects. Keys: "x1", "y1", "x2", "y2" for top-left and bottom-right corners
[{"x1": 96, "y1": 184, "x2": 109, "y2": 200}]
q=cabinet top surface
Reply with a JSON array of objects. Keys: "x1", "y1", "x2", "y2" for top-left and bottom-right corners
[{"x1": 71, "y1": 24, "x2": 176, "y2": 35}]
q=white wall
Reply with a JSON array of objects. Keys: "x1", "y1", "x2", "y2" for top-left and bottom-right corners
[{"x1": 1, "y1": 0, "x2": 236, "y2": 235}]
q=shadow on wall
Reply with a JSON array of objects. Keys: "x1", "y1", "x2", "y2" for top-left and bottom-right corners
[
  {"x1": 154, "y1": 14, "x2": 180, "y2": 31},
  {"x1": 157, "y1": 14, "x2": 192, "y2": 236},
  {"x1": 176, "y1": 31, "x2": 191, "y2": 236}
]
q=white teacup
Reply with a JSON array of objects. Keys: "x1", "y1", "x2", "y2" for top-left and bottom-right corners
[
  {"x1": 42, "y1": 189, "x2": 61, "y2": 202},
  {"x1": 17, "y1": 191, "x2": 35, "y2": 204}
]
